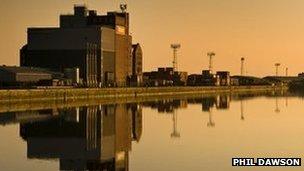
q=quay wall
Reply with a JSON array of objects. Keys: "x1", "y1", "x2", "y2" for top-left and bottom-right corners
[{"x1": 0, "y1": 86, "x2": 286, "y2": 103}]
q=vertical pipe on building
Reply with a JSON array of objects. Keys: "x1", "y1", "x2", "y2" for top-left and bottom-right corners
[{"x1": 86, "y1": 43, "x2": 89, "y2": 87}]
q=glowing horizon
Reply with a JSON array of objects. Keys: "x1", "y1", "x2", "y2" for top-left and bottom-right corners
[{"x1": 0, "y1": 0, "x2": 304, "y2": 77}]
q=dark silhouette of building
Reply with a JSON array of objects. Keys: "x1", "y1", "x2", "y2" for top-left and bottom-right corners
[
  {"x1": 187, "y1": 70, "x2": 219, "y2": 86},
  {"x1": 143, "y1": 67, "x2": 187, "y2": 86},
  {"x1": 215, "y1": 95, "x2": 230, "y2": 109},
  {"x1": 20, "y1": 5, "x2": 134, "y2": 87},
  {"x1": 201, "y1": 97, "x2": 216, "y2": 112},
  {"x1": 230, "y1": 76, "x2": 271, "y2": 86}
]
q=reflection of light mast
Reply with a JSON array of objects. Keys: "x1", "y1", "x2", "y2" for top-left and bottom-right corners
[
  {"x1": 207, "y1": 52, "x2": 216, "y2": 74},
  {"x1": 241, "y1": 100, "x2": 245, "y2": 120},
  {"x1": 285, "y1": 96, "x2": 288, "y2": 107},
  {"x1": 171, "y1": 110, "x2": 180, "y2": 138},
  {"x1": 171, "y1": 44, "x2": 181, "y2": 72},
  {"x1": 207, "y1": 108, "x2": 215, "y2": 127},
  {"x1": 275, "y1": 97, "x2": 280, "y2": 113}
]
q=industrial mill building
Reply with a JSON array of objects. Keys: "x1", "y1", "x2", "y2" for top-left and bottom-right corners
[{"x1": 20, "y1": 5, "x2": 138, "y2": 87}]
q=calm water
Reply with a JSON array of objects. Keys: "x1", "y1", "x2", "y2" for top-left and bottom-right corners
[{"x1": 0, "y1": 92, "x2": 304, "y2": 171}]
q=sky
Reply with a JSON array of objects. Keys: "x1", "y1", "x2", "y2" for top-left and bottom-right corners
[{"x1": 0, "y1": 0, "x2": 304, "y2": 76}]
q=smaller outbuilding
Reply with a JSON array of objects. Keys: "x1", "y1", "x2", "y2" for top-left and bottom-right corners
[{"x1": 0, "y1": 66, "x2": 52, "y2": 87}]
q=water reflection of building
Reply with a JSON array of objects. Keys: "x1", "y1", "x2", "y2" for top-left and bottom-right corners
[
  {"x1": 129, "y1": 104, "x2": 142, "y2": 142},
  {"x1": 215, "y1": 95, "x2": 230, "y2": 109},
  {"x1": 201, "y1": 97, "x2": 216, "y2": 112},
  {"x1": 142, "y1": 100, "x2": 185, "y2": 139},
  {"x1": 141, "y1": 95, "x2": 231, "y2": 129},
  {"x1": 0, "y1": 109, "x2": 56, "y2": 126},
  {"x1": 200, "y1": 95, "x2": 230, "y2": 112},
  {"x1": 15, "y1": 104, "x2": 142, "y2": 171},
  {"x1": 200, "y1": 95, "x2": 230, "y2": 128},
  {"x1": 141, "y1": 95, "x2": 230, "y2": 113},
  {"x1": 142, "y1": 99, "x2": 187, "y2": 114}
]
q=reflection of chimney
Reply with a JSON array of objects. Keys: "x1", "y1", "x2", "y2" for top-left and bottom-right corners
[
  {"x1": 275, "y1": 97, "x2": 280, "y2": 113},
  {"x1": 171, "y1": 110, "x2": 180, "y2": 138},
  {"x1": 207, "y1": 109, "x2": 215, "y2": 127},
  {"x1": 241, "y1": 100, "x2": 245, "y2": 121}
]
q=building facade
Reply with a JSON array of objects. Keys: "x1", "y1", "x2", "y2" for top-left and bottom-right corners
[{"x1": 21, "y1": 5, "x2": 133, "y2": 87}]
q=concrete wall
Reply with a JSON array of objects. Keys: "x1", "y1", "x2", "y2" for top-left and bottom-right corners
[{"x1": 0, "y1": 86, "x2": 285, "y2": 102}]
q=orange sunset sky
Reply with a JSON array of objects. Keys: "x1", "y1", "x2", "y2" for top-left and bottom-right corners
[{"x1": 0, "y1": 0, "x2": 304, "y2": 76}]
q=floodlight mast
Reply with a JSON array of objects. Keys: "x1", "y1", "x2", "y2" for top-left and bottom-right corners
[
  {"x1": 285, "y1": 67, "x2": 288, "y2": 76},
  {"x1": 207, "y1": 52, "x2": 216, "y2": 74},
  {"x1": 275, "y1": 63, "x2": 281, "y2": 76},
  {"x1": 171, "y1": 44, "x2": 181, "y2": 72},
  {"x1": 241, "y1": 57, "x2": 245, "y2": 76}
]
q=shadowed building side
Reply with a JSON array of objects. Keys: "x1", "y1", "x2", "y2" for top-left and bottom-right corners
[{"x1": 129, "y1": 43, "x2": 143, "y2": 86}]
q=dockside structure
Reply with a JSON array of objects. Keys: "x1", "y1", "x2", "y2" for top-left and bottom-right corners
[{"x1": 143, "y1": 67, "x2": 188, "y2": 86}]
